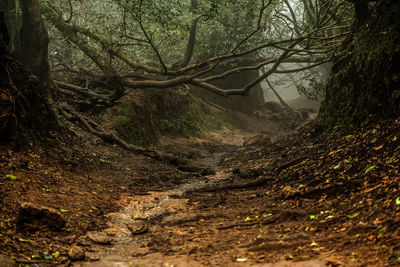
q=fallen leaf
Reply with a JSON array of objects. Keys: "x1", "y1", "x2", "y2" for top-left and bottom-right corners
[
  {"x1": 5, "y1": 174, "x2": 17, "y2": 181},
  {"x1": 244, "y1": 216, "x2": 252, "y2": 221},
  {"x1": 333, "y1": 163, "x2": 341, "y2": 170},
  {"x1": 53, "y1": 251, "x2": 60, "y2": 259},
  {"x1": 373, "y1": 145, "x2": 383, "y2": 151},
  {"x1": 347, "y1": 212, "x2": 360, "y2": 219},
  {"x1": 365, "y1": 165, "x2": 375, "y2": 174}
]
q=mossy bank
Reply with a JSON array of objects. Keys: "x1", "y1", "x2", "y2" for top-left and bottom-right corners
[
  {"x1": 103, "y1": 87, "x2": 218, "y2": 147},
  {"x1": 322, "y1": 0, "x2": 400, "y2": 128}
]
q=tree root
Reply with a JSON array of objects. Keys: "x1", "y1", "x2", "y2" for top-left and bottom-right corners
[
  {"x1": 58, "y1": 103, "x2": 159, "y2": 159},
  {"x1": 57, "y1": 103, "x2": 212, "y2": 172},
  {"x1": 56, "y1": 80, "x2": 110, "y2": 102}
]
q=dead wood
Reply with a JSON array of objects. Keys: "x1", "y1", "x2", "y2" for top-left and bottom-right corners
[{"x1": 56, "y1": 80, "x2": 111, "y2": 102}]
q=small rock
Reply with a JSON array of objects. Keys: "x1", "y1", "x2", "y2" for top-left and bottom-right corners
[
  {"x1": 86, "y1": 232, "x2": 113, "y2": 244},
  {"x1": 0, "y1": 256, "x2": 17, "y2": 267},
  {"x1": 85, "y1": 252, "x2": 100, "y2": 261},
  {"x1": 128, "y1": 220, "x2": 149, "y2": 235},
  {"x1": 68, "y1": 246, "x2": 85, "y2": 261},
  {"x1": 325, "y1": 256, "x2": 342, "y2": 266},
  {"x1": 17, "y1": 202, "x2": 65, "y2": 231}
]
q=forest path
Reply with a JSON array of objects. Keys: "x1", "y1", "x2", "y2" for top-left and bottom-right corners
[
  {"x1": 72, "y1": 133, "x2": 335, "y2": 267},
  {"x1": 1, "y1": 119, "x2": 398, "y2": 266},
  {"x1": 69, "y1": 118, "x2": 400, "y2": 267}
]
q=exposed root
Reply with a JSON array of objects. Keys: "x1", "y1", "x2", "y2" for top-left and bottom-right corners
[{"x1": 58, "y1": 103, "x2": 159, "y2": 159}]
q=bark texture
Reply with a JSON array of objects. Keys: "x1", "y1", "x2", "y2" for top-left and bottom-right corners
[
  {"x1": 0, "y1": 56, "x2": 56, "y2": 144},
  {"x1": 19, "y1": 0, "x2": 49, "y2": 82}
]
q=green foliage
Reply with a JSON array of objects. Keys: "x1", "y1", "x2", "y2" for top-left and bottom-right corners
[
  {"x1": 44, "y1": 0, "x2": 287, "y2": 72},
  {"x1": 297, "y1": 71, "x2": 325, "y2": 101}
]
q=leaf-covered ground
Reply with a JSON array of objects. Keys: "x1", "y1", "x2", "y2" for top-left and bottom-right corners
[{"x1": 0, "y1": 118, "x2": 399, "y2": 266}]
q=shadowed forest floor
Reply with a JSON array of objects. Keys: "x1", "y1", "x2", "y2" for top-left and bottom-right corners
[{"x1": 0, "y1": 118, "x2": 400, "y2": 266}]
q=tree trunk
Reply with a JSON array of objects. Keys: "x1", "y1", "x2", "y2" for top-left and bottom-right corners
[
  {"x1": 19, "y1": 0, "x2": 49, "y2": 83},
  {"x1": 0, "y1": 0, "x2": 56, "y2": 144},
  {"x1": 353, "y1": 0, "x2": 369, "y2": 30}
]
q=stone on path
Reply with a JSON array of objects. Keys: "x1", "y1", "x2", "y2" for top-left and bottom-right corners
[
  {"x1": 86, "y1": 231, "x2": 113, "y2": 244},
  {"x1": 17, "y1": 202, "x2": 65, "y2": 231},
  {"x1": 69, "y1": 245, "x2": 86, "y2": 261},
  {"x1": 127, "y1": 220, "x2": 149, "y2": 235}
]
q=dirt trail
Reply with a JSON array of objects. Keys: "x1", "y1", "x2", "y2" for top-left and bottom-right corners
[
  {"x1": 71, "y1": 141, "x2": 328, "y2": 267},
  {"x1": 1, "y1": 119, "x2": 399, "y2": 266},
  {"x1": 71, "y1": 119, "x2": 400, "y2": 267}
]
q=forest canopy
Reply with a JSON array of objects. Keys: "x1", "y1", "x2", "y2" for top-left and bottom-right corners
[{"x1": 29, "y1": 0, "x2": 353, "y2": 100}]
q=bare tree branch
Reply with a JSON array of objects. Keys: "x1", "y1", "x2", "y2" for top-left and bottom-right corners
[{"x1": 137, "y1": 0, "x2": 168, "y2": 73}]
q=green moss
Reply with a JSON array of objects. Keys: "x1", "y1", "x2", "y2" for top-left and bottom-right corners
[
  {"x1": 104, "y1": 89, "x2": 219, "y2": 147},
  {"x1": 322, "y1": 1, "x2": 400, "y2": 129}
]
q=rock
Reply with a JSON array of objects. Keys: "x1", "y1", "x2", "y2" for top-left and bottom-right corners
[
  {"x1": 17, "y1": 202, "x2": 65, "y2": 231},
  {"x1": 324, "y1": 256, "x2": 343, "y2": 266},
  {"x1": 85, "y1": 252, "x2": 100, "y2": 261},
  {"x1": 127, "y1": 220, "x2": 149, "y2": 235},
  {"x1": 68, "y1": 245, "x2": 85, "y2": 261},
  {"x1": 0, "y1": 256, "x2": 17, "y2": 267},
  {"x1": 243, "y1": 134, "x2": 271, "y2": 147},
  {"x1": 86, "y1": 232, "x2": 113, "y2": 244}
]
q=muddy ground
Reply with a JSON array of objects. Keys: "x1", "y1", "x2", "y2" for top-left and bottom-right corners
[{"x1": 0, "y1": 118, "x2": 400, "y2": 266}]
